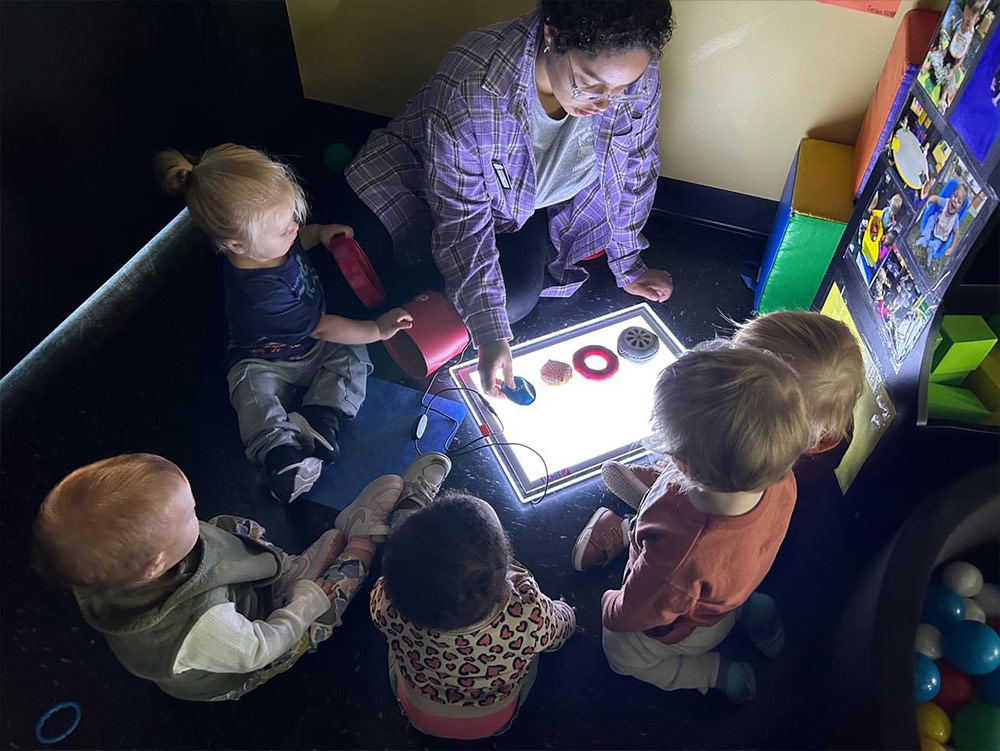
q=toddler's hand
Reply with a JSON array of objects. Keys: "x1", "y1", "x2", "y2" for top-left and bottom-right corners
[
  {"x1": 377, "y1": 308, "x2": 413, "y2": 340},
  {"x1": 318, "y1": 223, "x2": 355, "y2": 248},
  {"x1": 312, "y1": 576, "x2": 339, "y2": 604}
]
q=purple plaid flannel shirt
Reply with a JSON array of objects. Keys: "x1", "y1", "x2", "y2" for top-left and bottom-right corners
[{"x1": 346, "y1": 12, "x2": 661, "y2": 348}]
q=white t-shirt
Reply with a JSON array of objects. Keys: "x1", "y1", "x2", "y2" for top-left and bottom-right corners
[
  {"x1": 933, "y1": 204, "x2": 961, "y2": 242},
  {"x1": 530, "y1": 82, "x2": 596, "y2": 210},
  {"x1": 172, "y1": 579, "x2": 329, "y2": 674},
  {"x1": 950, "y1": 26, "x2": 973, "y2": 59}
]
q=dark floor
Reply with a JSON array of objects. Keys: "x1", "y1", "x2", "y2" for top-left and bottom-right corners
[{"x1": 2, "y1": 106, "x2": 996, "y2": 750}]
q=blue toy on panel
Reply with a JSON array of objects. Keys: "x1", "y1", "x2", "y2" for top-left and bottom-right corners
[{"x1": 501, "y1": 376, "x2": 537, "y2": 406}]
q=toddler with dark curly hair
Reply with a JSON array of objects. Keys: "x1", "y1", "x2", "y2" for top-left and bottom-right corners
[{"x1": 370, "y1": 491, "x2": 577, "y2": 739}]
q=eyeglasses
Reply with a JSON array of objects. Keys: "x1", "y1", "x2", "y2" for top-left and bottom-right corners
[{"x1": 566, "y1": 53, "x2": 648, "y2": 104}]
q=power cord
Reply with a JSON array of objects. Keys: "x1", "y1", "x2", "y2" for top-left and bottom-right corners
[{"x1": 412, "y1": 370, "x2": 550, "y2": 504}]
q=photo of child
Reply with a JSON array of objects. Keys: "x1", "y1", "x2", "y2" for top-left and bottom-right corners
[
  {"x1": 849, "y1": 173, "x2": 912, "y2": 283},
  {"x1": 917, "y1": 0, "x2": 996, "y2": 114},
  {"x1": 952, "y1": 24, "x2": 1000, "y2": 167},
  {"x1": 906, "y1": 154, "x2": 989, "y2": 285},
  {"x1": 866, "y1": 246, "x2": 932, "y2": 366},
  {"x1": 885, "y1": 94, "x2": 952, "y2": 206}
]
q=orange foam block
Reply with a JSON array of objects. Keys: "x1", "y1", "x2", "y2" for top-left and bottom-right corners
[{"x1": 852, "y1": 9, "x2": 940, "y2": 199}]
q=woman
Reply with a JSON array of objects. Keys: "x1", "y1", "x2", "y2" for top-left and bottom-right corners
[{"x1": 345, "y1": 0, "x2": 675, "y2": 393}]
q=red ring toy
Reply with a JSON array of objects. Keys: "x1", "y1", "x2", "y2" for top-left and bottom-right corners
[
  {"x1": 327, "y1": 234, "x2": 386, "y2": 309},
  {"x1": 572, "y1": 345, "x2": 620, "y2": 381}
]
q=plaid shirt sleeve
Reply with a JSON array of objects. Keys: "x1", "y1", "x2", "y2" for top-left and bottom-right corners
[
  {"x1": 422, "y1": 91, "x2": 512, "y2": 350},
  {"x1": 605, "y1": 67, "x2": 662, "y2": 288}
]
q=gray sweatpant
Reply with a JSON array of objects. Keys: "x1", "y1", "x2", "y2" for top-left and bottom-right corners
[{"x1": 226, "y1": 340, "x2": 372, "y2": 465}]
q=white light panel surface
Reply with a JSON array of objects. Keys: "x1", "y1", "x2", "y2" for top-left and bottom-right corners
[{"x1": 449, "y1": 304, "x2": 684, "y2": 502}]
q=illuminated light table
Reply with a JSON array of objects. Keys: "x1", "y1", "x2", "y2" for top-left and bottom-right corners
[{"x1": 449, "y1": 304, "x2": 684, "y2": 503}]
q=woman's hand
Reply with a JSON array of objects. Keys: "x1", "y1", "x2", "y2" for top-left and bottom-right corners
[
  {"x1": 624, "y1": 269, "x2": 674, "y2": 303},
  {"x1": 478, "y1": 339, "x2": 515, "y2": 397}
]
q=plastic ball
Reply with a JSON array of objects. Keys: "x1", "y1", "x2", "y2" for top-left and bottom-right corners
[
  {"x1": 979, "y1": 666, "x2": 1000, "y2": 708},
  {"x1": 988, "y1": 616, "x2": 1000, "y2": 636},
  {"x1": 951, "y1": 702, "x2": 1000, "y2": 751},
  {"x1": 916, "y1": 702, "x2": 952, "y2": 743},
  {"x1": 919, "y1": 736, "x2": 946, "y2": 751},
  {"x1": 976, "y1": 584, "x2": 1000, "y2": 618},
  {"x1": 924, "y1": 585, "x2": 967, "y2": 631},
  {"x1": 322, "y1": 143, "x2": 354, "y2": 174},
  {"x1": 933, "y1": 662, "x2": 975, "y2": 716},
  {"x1": 942, "y1": 562, "x2": 985, "y2": 598},
  {"x1": 964, "y1": 598, "x2": 988, "y2": 623},
  {"x1": 917, "y1": 624, "x2": 944, "y2": 659},
  {"x1": 916, "y1": 653, "x2": 942, "y2": 702},
  {"x1": 943, "y1": 621, "x2": 1000, "y2": 676}
]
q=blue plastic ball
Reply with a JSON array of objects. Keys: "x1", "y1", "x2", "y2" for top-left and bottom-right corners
[
  {"x1": 915, "y1": 653, "x2": 942, "y2": 702},
  {"x1": 943, "y1": 621, "x2": 1000, "y2": 676},
  {"x1": 923, "y1": 585, "x2": 967, "y2": 631},
  {"x1": 979, "y1": 666, "x2": 1000, "y2": 707}
]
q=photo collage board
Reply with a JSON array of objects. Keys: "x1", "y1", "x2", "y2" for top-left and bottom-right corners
[{"x1": 845, "y1": 0, "x2": 1000, "y2": 369}]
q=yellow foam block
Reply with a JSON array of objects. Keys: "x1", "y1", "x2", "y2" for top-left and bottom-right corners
[
  {"x1": 963, "y1": 346, "x2": 1000, "y2": 411},
  {"x1": 983, "y1": 411, "x2": 1000, "y2": 427},
  {"x1": 791, "y1": 139, "x2": 856, "y2": 224},
  {"x1": 979, "y1": 344, "x2": 1000, "y2": 381}
]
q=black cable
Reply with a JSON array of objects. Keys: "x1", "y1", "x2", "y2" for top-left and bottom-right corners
[
  {"x1": 449, "y1": 439, "x2": 550, "y2": 505},
  {"x1": 414, "y1": 361, "x2": 549, "y2": 504}
]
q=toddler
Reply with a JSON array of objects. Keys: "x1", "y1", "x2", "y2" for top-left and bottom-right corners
[
  {"x1": 914, "y1": 181, "x2": 969, "y2": 266},
  {"x1": 602, "y1": 311, "x2": 864, "y2": 508},
  {"x1": 574, "y1": 341, "x2": 810, "y2": 702},
  {"x1": 734, "y1": 311, "x2": 864, "y2": 454},
  {"x1": 156, "y1": 144, "x2": 412, "y2": 503},
  {"x1": 371, "y1": 491, "x2": 577, "y2": 739},
  {"x1": 33, "y1": 452, "x2": 450, "y2": 701}
]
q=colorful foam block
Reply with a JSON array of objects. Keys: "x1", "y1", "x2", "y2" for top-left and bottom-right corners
[
  {"x1": 927, "y1": 383, "x2": 991, "y2": 424},
  {"x1": 853, "y1": 9, "x2": 941, "y2": 199},
  {"x1": 986, "y1": 315, "x2": 1000, "y2": 338},
  {"x1": 930, "y1": 369, "x2": 972, "y2": 386},
  {"x1": 963, "y1": 346, "x2": 1000, "y2": 412},
  {"x1": 756, "y1": 139, "x2": 854, "y2": 314},
  {"x1": 932, "y1": 316, "x2": 998, "y2": 374}
]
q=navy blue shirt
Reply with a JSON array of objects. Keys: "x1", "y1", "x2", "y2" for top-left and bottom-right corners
[{"x1": 223, "y1": 241, "x2": 325, "y2": 366}]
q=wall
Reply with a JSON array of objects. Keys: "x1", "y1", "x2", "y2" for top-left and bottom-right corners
[
  {"x1": 287, "y1": 0, "x2": 945, "y2": 200},
  {"x1": 0, "y1": 1, "x2": 302, "y2": 374}
]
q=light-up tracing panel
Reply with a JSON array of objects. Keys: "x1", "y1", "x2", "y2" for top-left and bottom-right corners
[{"x1": 449, "y1": 304, "x2": 684, "y2": 503}]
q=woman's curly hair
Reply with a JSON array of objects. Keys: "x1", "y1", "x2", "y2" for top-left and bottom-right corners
[{"x1": 540, "y1": 0, "x2": 674, "y2": 58}]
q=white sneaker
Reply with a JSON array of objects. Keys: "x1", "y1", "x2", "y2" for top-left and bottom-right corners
[
  {"x1": 334, "y1": 475, "x2": 403, "y2": 543},
  {"x1": 600, "y1": 461, "x2": 659, "y2": 510},
  {"x1": 400, "y1": 452, "x2": 452, "y2": 508}
]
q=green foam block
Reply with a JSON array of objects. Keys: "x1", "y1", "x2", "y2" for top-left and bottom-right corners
[
  {"x1": 963, "y1": 346, "x2": 1000, "y2": 411},
  {"x1": 930, "y1": 370, "x2": 971, "y2": 386},
  {"x1": 932, "y1": 316, "x2": 997, "y2": 373},
  {"x1": 758, "y1": 214, "x2": 847, "y2": 314},
  {"x1": 927, "y1": 383, "x2": 991, "y2": 423},
  {"x1": 986, "y1": 315, "x2": 1000, "y2": 338}
]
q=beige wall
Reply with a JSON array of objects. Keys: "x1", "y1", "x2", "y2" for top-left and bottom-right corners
[{"x1": 287, "y1": 0, "x2": 944, "y2": 200}]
